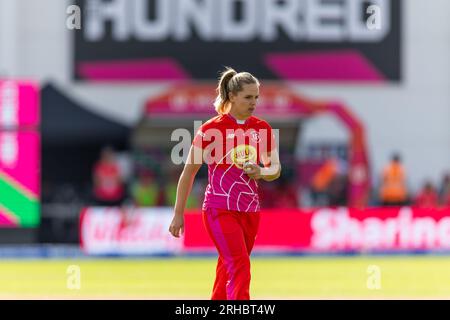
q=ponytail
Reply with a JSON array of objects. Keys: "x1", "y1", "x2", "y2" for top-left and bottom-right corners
[{"x1": 214, "y1": 67, "x2": 236, "y2": 114}]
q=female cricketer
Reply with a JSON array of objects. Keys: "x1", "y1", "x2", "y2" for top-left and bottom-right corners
[{"x1": 169, "y1": 67, "x2": 281, "y2": 300}]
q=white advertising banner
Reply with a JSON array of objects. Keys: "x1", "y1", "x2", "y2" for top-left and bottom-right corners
[{"x1": 80, "y1": 207, "x2": 183, "y2": 255}]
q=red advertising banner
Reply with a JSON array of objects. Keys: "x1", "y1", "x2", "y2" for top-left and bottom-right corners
[
  {"x1": 185, "y1": 207, "x2": 450, "y2": 253},
  {"x1": 145, "y1": 85, "x2": 311, "y2": 118},
  {"x1": 80, "y1": 207, "x2": 450, "y2": 255}
]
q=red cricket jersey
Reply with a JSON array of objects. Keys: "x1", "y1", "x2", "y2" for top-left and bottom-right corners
[{"x1": 193, "y1": 113, "x2": 276, "y2": 212}]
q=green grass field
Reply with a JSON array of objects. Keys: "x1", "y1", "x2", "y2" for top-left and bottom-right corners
[{"x1": 1, "y1": 255, "x2": 450, "y2": 299}]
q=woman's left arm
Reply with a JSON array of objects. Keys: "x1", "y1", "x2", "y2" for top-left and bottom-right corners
[{"x1": 260, "y1": 148, "x2": 281, "y2": 181}]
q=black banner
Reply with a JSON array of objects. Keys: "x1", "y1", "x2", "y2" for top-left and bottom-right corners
[
  {"x1": 5, "y1": 299, "x2": 436, "y2": 319},
  {"x1": 74, "y1": 0, "x2": 401, "y2": 82}
]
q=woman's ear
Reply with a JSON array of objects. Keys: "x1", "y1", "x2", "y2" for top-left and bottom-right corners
[{"x1": 228, "y1": 92, "x2": 235, "y2": 103}]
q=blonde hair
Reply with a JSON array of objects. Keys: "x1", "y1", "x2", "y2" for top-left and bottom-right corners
[{"x1": 213, "y1": 67, "x2": 260, "y2": 114}]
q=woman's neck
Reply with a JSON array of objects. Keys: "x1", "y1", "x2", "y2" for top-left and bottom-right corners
[{"x1": 228, "y1": 109, "x2": 248, "y2": 121}]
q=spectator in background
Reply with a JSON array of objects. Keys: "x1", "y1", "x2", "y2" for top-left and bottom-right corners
[
  {"x1": 414, "y1": 181, "x2": 439, "y2": 208},
  {"x1": 310, "y1": 157, "x2": 339, "y2": 206},
  {"x1": 92, "y1": 146, "x2": 125, "y2": 206},
  {"x1": 379, "y1": 153, "x2": 409, "y2": 206},
  {"x1": 439, "y1": 173, "x2": 450, "y2": 206},
  {"x1": 328, "y1": 174, "x2": 348, "y2": 207},
  {"x1": 131, "y1": 171, "x2": 161, "y2": 207}
]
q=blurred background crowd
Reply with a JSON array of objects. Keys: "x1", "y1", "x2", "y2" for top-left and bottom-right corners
[{"x1": 81, "y1": 146, "x2": 450, "y2": 211}]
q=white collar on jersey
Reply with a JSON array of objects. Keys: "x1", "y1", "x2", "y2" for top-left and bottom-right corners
[{"x1": 226, "y1": 113, "x2": 249, "y2": 125}]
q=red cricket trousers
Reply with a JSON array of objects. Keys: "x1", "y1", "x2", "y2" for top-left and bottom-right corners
[{"x1": 202, "y1": 207, "x2": 260, "y2": 300}]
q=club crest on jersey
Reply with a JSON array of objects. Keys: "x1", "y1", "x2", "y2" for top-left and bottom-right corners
[
  {"x1": 250, "y1": 131, "x2": 260, "y2": 142},
  {"x1": 231, "y1": 145, "x2": 257, "y2": 169}
]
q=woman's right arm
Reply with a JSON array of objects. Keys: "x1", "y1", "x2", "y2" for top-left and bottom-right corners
[{"x1": 169, "y1": 145, "x2": 203, "y2": 238}]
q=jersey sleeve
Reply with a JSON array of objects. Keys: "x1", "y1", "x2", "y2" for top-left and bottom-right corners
[
  {"x1": 258, "y1": 121, "x2": 277, "y2": 168},
  {"x1": 260, "y1": 121, "x2": 277, "y2": 154},
  {"x1": 192, "y1": 123, "x2": 213, "y2": 150}
]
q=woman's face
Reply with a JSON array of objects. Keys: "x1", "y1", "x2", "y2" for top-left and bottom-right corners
[{"x1": 229, "y1": 83, "x2": 259, "y2": 120}]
